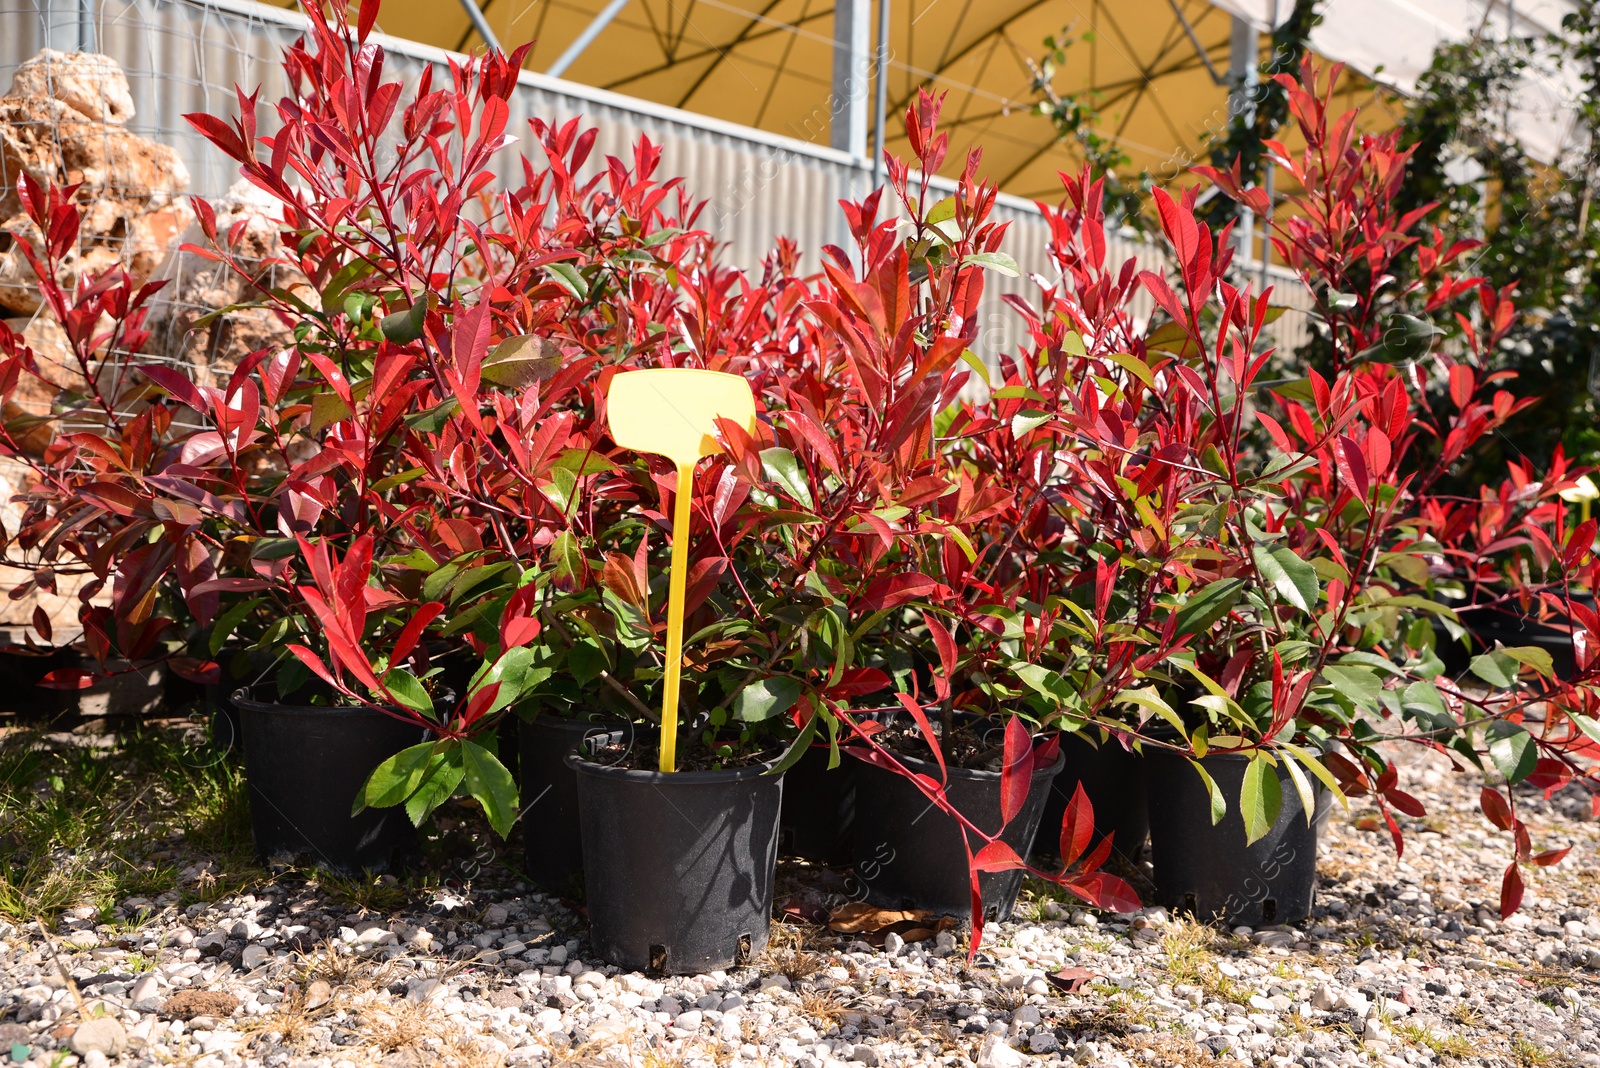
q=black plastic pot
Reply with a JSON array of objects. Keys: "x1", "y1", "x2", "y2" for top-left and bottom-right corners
[
  {"x1": 849, "y1": 748, "x2": 1064, "y2": 921},
  {"x1": 778, "y1": 743, "x2": 858, "y2": 865},
  {"x1": 1031, "y1": 731, "x2": 1148, "y2": 865},
  {"x1": 568, "y1": 752, "x2": 783, "y2": 974},
  {"x1": 518, "y1": 714, "x2": 625, "y2": 893},
  {"x1": 235, "y1": 688, "x2": 427, "y2": 874},
  {"x1": 0, "y1": 642, "x2": 80, "y2": 715},
  {"x1": 1145, "y1": 745, "x2": 1329, "y2": 926}
]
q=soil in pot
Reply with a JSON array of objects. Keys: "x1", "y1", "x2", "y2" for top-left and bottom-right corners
[
  {"x1": 235, "y1": 687, "x2": 427, "y2": 874},
  {"x1": 1145, "y1": 744, "x2": 1328, "y2": 927},
  {"x1": 518, "y1": 713, "x2": 626, "y2": 894},
  {"x1": 1031, "y1": 730, "x2": 1148, "y2": 866},
  {"x1": 568, "y1": 746, "x2": 782, "y2": 975},
  {"x1": 849, "y1": 734, "x2": 1064, "y2": 921}
]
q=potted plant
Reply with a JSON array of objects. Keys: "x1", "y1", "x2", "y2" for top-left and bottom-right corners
[{"x1": 1076, "y1": 57, "x2": 1600, "y2": 924}]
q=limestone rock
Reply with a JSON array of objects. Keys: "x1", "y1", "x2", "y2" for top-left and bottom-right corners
[
  {"x1": 7, "y1": 50, "x2": 135, "y2": 125},
  {"x1": 149, "y1": 179, "x2": 302, "y2": 389}
]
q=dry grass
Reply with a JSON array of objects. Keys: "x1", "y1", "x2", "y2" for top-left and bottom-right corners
[
  {"x1": 797, "y1": 988, "x2": 850, "y2": 1029},
  {"x1": 761, "y1": 922, "x2": 825, "y2": 985},
  {"x1": 1118, "y1": 1031, "x2": 1249, "y2": 1067}
]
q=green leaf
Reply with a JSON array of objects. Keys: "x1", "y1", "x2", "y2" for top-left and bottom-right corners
[
  {"x1": 1320, "y1": 665, "x2": 1383, "y2": 711},
  {"x1": 404, "y1": 397, "x2": 460, "y2": 433},
  {"x1": 545, "y1": 262, "x2": 589, "y2": 299},
  {"x1": 1174, "y1": 577, "x2": 1246, "y2": 636},
  {"x1": 1573, "y1": 713, "x2": 1600, "y2": 747},
  {"x1": 963, "y1": 251, "x2": 1019, "y2": 276},
  {"x1": 470, "y1": 646, "x2": 545, "y2": 717},
  {"x1": 1010, "y1": 409, "x2": 1051, "y2": 438},
  {"x1": 767, "y1": 710, "x2": 820, "y2": 775},
  {"x1": 550, "y1": 530, "x2": 585, "y2": 588},
  {"x1": 1501, "y1": 645, "x2": 1555, "y2": 679},
  {"x1": 760, "y1": 447, "x2": 814, "y2": 510},
  {"x1": 1282, "y1": 742, "x2": 1348, "y2": 813},
  {"x1": 357, "y1": 742, "x2": 437, "y2": 814},
  {"x1": 1253, "y1": 544, "x2": 1320, "y2": 613},
  {"x1": 1486, "y1": 721, "x2": 1537, "y2": 785},
  {"x1": 926, "y1": 196, "x2": 957, "y2": 224},
  {"x1": 1469, "y1": 649, "x2": 1521, "y2": 689},
  {"x1": 310, "y1": 392, "x2": 354, "y2": 434},
  {"x1": 380, "y1": 295, "x2": 427, "y2": 344},
  {"x1": 1105, "y1": 352, "x2": 1155, "y2": 388},
  {"x1": 1239, "y1": 754, "x2": 1282, "y2": 845},
  {"x1": 1188, "y1": 758, "x2": 1226, "y2": 824},
  {"x1": 208, "y1": 597, "x2": 263, "y2": 657},
  {"x1": 734, "y1": 676, "x2": 802, "y2": 722},
  {"x1": 404, "y1": 744, "x2": 466, "y2": 826},
  {"x1": 381, "y1": 668, "x2": 434, "y2": 718},
  {"x1": 481, "y1": 334, "x2": 562, "y2": 389},
  {"x1": 568, "y1": 640, "x2": 610, "y2": 687},
  {"x1": 371, "y1": 467, "x2": 425, "y2": 494},
  {"x1": 1014, "y1": 662, "x2": 1074, "y2": 707},
  {"x1": 1279, "y1": 749, "x2": 1317, "y2": 827},
  {"x1": 958, "y1": 348, "x2": 991, "y2": 381},
  {"x1": 461, "y1": 740, "x2": 519, "y2": 837},
  {"x1": 1114, "y1": 687, "x2": 1186, "y2": 734}
]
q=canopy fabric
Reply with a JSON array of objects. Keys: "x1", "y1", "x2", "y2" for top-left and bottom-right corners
[
  {"x1": 1214, "y1": 0, "x2": 1582, "y2": 163},
  {"x1": 267, "y1": 0, "x2": 1579, "y2": 194}
]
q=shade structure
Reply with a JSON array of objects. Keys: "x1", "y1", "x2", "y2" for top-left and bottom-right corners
[{"x1": 263, "y1": 0, "x2": 1582, "y2": 202}]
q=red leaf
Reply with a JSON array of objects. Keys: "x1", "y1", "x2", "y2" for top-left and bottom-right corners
[
  {"x1": 1071, "y1": 871, "x2": 1142, "y2": 914},
  {"x1": 36, "y1": 667, "x2": 98, "y2": 691},
  {"x1": 31, "y1": 605, "x2": 51, "y2": 642},
  {"x1": 894, "y1": 693, "x2": 946, "y2": 784},
  {"x1": 1530, "y1": 847, "x2": 1571, "y2": 867},
  {"x1": 1480, "y1": 787, "x2": 1514, "y2": 830},
  {"x1": 972, "y1": 840, "x2": 1025, "y2": 872},
  {"x1": 1500, "y1": 862, "x2": 1525, "y2": 920},
  {"x1": 1059, "y1": 781, "x2": 1094, "y2": 867},
  {"x1": 168, "y1": 658, "x2": 222, "y2": 685},
  {"x1": 1385, "y1": 789, "x2": 1426, "y2": 818},
  {"x1": 999, "y1": 717, "x2": 1033, "y2": 825},
  {"x1": 393, "y1": 602, "x2": 445, "y2": 665},
  {"x1": 1564, "y1": 519, "x2": 1596, "y2": 571}
]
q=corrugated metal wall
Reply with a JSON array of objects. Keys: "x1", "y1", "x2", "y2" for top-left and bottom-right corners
[{"x1": 5, "y1": 0, "x2": 1314, "y2": 361}]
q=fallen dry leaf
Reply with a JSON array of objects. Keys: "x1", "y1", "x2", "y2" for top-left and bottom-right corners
[
  {"x1": 827, "y1": 901, "x2": 932, "y2": 934},
  {"x1": 1046, "y1": 967, "x2": 1097, "y2": 993}
]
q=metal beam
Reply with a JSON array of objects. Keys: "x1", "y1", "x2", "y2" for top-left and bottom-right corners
[
  {"x1": 831, "y1": 0, "x2": 870, "y2": 156},
  {"x1": 872, "y1": 0, "x2": 889, "y2": 184},
  {"x1": 1163, "y1": 0, "x2": 1225, "y2": 85},
  {"x1": 548, "y1": 0, "x2": 631, "y2": 78},
  {"x1": 458, "y1": 0, "x2": 502, "y2": 54}
]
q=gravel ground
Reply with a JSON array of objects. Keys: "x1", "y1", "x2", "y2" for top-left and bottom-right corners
[{"x1": 3, "y1": 740, "x2": 1599, "y2": 1068}]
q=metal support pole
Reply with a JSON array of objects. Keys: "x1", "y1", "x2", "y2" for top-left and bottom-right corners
[
  {"x1": 831, "y1": 0, "x2": 870, "y2": 156},
  {"x1": 458, "y1": 0, "x2": 502, "y2": 55},
  {"x1": 548, "y1": 0, "x2": 631, "y2": 78},
  {"x1": 1228, "y1": 14, "x2": 1259, "y2": 264},
  {"x1": 871, "y1": 0, "x2": 889, "y2": 186},
  {"x1": 78, "y1": 0, "x2": 95, "y2": 52}
]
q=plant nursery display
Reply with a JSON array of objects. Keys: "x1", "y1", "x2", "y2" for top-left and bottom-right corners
[{"x1": 4, "y1": 0, "x2": 1600, "y2": 986}]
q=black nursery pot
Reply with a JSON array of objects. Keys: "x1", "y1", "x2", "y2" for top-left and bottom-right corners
[
  {"x1": 850, "y1": 748, "x2": 1064, "y2": 921},
  {"x1": 568, "y1": 753, "x2": 783, "y2": 974},
  {"x1": 235, "y1": 688, "x2": 426, "y2": 874},
  {"x1": 1031, "y1": 731, "x2": 1148, "y2": 865},
  {"x1": 1145, "y1": 745, "x2": 1328, "y2": 927},
  {"x1": 518, "y1": 714, "x2": 625, "y2": 894},
  {"x1": 779, "y1": 743, "x2": 857, "y2": 865}
]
